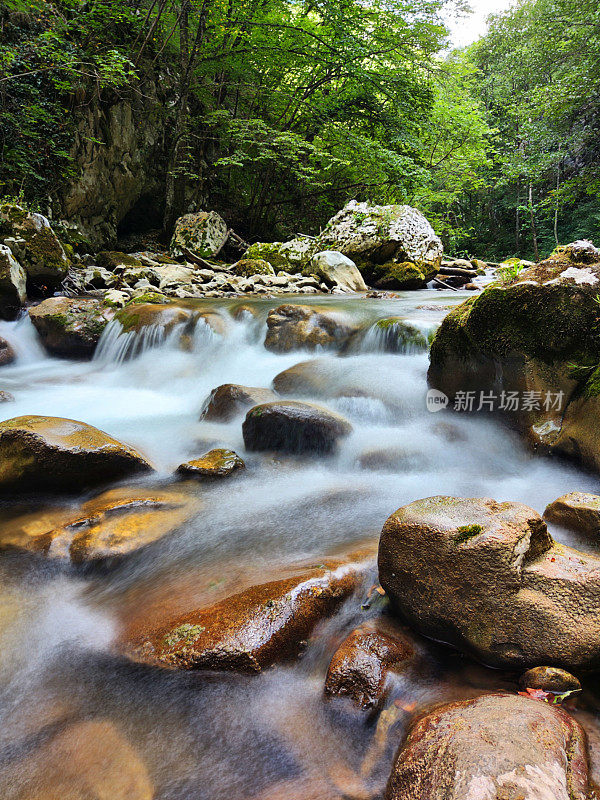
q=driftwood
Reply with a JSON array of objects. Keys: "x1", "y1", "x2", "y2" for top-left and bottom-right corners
[
  {"x1": 432, "y1": 277, "x2": 459, "y2": 291},
  {"x1": 438, "y1": 265, "x2": 477, "y2": 278}
]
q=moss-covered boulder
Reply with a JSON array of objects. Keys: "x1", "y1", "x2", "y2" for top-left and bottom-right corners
[
  {"x1": 364, "y1": 260, "x2": 436, "y2": 290},
  {"x1": 0, "y1": 203, "x2": 69, "y2": 290},
  {"x1": 169, "y1": 210, "x2": 229, "y2": 259},
  {"x1": 0, "y1": 244, "x2": 27, "y2": 320},
  {"x1": 176, "y1": 448, "x2": 245, "y2": 478},
  {"x1": 96, "y1": 251, "x2": 143, "y2": 270},
  {"x1": 0, "y1": 415, "x2": 152, "y2": 493},
  {"x1": 428, "y1": 244, "x2": 600, "y2": 457},
  {"x1": 379, "y1": 495, "x2": 600, "y2": 670},
  {"x1": 245, "y1": 237, "x2": 318, "y2": 271},
  {"x1": 29, "y1": 296, "x2": 115, "y2": 358},
  {"x1": 369, "y1": 318, "x2": 428, "y2": 353},
  {"x1": 230, "y1": 258, "x2": 274, "y2": 277}
]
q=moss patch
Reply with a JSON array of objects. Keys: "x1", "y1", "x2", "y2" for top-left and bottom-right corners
[
  {"x1": 453, "y1": 524, "x2": 484, "y2": 544},
  {"x1": 163, "y1": 623, "x2": 206, "y2": 649}
]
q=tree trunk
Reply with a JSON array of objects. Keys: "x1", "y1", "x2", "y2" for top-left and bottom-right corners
[
  {"x1": 528, "y1": 182, "x2": 539, "y2": 261},
  {"x1": 554, "y1": 160, "x2": 560, "y2": 247}
]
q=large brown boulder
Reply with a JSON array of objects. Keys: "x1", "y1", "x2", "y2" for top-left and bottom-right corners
[
  {"x1": 428, "y1": 244, "x2": 600, "y2": 465},
  {"x1": 0, "y1": 416, "x2": 152, "y2": 493},
  {"x1": 385, "y1": 693, "x2": 590, "y2": 800},
  {"x1": 544, "y1": 491, "x2": 600, "y2": 537},
  {"x1": 243, "y1": 401, "x2": 352, "y2": 455},
  {"x1": 169, "y1": 210, "x2": 229, "y2": 258},
  {"x1": 121, "y1": 561, "x2": 367, "y2": 673},
  {"x1": 378, "y1": 495, "x2": 600, "y2": 669},
  {"x1": 324, "y1": 617, "x2": 417, "y2": 709},
  {"x1": 29, "y1": 296, "x2": 114, "y2": 358},
  {"x1": 200, "y1": 383, "x2": 278, "y2": 422},
  {"x1": 0, "y1": 485, "x2": 200, "y2": 564},
  {"x1": 264, "y1": 304, "x2": 359, "y2": 353}
]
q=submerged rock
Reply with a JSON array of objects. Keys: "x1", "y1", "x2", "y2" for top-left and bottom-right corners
[
  {"x1": 200, "y1": 383, "x2": 278, "y2": 422},
  {"x1": 544, "y1": 491, "x2": 600, "y2": 536},
  {"x1": 378, "y1": 495, "x2": 600, "y2": 669},
  {"x1": 264, "y1": 304, "x2": 358, "y2": 353},
  {"x1": 177, "y1": 448, "x2": 245, "y2": 478},
  {"x1": 29, "y1": 296, "x2": 114, "y2": 358},
  {"x1": 123, "y1": 561, "x2": 366, "y2": 673},
  {"x1": 0, "y1": 243, "x2": 27, "y2": 319},
  {"x1": 384, "y1": 693, "x2": 589, "y2": 800},
  {"x1": 0, "y1": 337, "x2": 15, "y2": 367},
  {"x1": 0, "y1": 203, "x2": 69, "y2": 291},
  {"x1": 325, "y1": 617, "x2": 416, "y2": 709},
  {"x1": 0, "y1": 415, "x2": 152, "y2": 493},
  {"x1": 1, "y1": 485, "x2": 200, "y2": 564},
  {"x1": 309, "y1": 251, "x2": 367, "y2": 293},
  {"x1": 243, "y1": 401, "x2": 352, "y2": 455},
  {"x1": 170, "y1": 210, "x2": 229, "y2": 258}
]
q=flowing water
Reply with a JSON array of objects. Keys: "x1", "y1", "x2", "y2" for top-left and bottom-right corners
[{"x1": 0, "y1": 289, "x2": 599, "y2": 799}]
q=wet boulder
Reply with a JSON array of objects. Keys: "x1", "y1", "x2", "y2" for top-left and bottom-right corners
[
  {"x1": 0, "y1": 337, "x2": 15, "y2": 367},
  {"x1": 519, "y1": 666, "x2": 582, "y2": 695},
  {"x1": 170, "y1": 210, "x2": 229, "y2": 259},
  {"x1": 0, "y1": 243, "x2": 27, "y2": 319},
  {"x1": 428, "y1": 242, "x2": 600, "y2": 464},
  {"x1": 365, "y1": 260, "x2": 437, "y2": 290},
  {"x1": 318, "y1": 201, "x2": 442, "y2": 273},
  {"x1": 378, "y1": 495, "x2": 600, "y2": 669},
  {"x1": 243, "y1": 401, "x2": 352, "y2": 455},
  {"x1": 29, "y1": 296, "x2": 114, "y2": 358},
  {"x1": 0, "y1": 203, "x2": 69, "y2": 290},
  {"x1": 0, "y1": 485, "x2": 201, "y2": 564},
  {"x1": 0, "y1": 415, "x2": 152, "y2": 493},
  {"x1": 201, "y1": 383, "x2": 278, "y2": 422},
  {"x1": 325, "y1": 618, "x2": 416, "y2": 709},
  {"x1": 365, "y1": 318, "x2": 428, "y2": 353},
  {"x1": 176, "y1": 448, "x2": 245, "y2": 478},
  {"x1": 264, "y1": 304, "x2": 359, "y2": 353},
  {"x1": 309, "y1": 251, "x2": 367, "y2": 293},
  {"x1": 122, "y1": 561, "x2": 366, "y2": 673},
  {"x1": 272, "y1": 359, "x2": 333, "y2": 398},
  {"x1": 384, "y1": 693, "x2": 589, "y2": 800},
  {"x1": 544, "y1": 491, "x2": 600, "y2": 537}
]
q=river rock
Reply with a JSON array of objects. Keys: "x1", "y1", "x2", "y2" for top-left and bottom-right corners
[
  {"x1": 366, "y1": 318, "x2": 428, "y2": 352},
  {"x1": 384, "y1": 693, "x2": 589, "y2": 800},
  {"x1": 176, "y1": 448, "x2": 245, "y2": 478},
  {"x1": 200, "y1": 383, "x2": 278, "y2": 422},
  {"x1": 0, "y1": 485, "x2": 200, "y2": 564},
  {"x1": 325, "y1": 617, "x2": 416, "y2": 709},
  {"x1": 318, "y1": 201, "x2": 442, "y2": 271},
  {"x1": 230, "y1": 258, "x2": 275, "y2": 277},
  {"x1": 428, "y1": 243, "x2": 600, "y2": 463},
  {"x1": 366, "y1": 260, "x2": 437, "y2": 290},
  {"x1": 0, "y1": 415, "x2": 152, "y2": 493},
  {"x1": 264, "y1": 304, "x2": 358, "y2": 352},
  {"x1": 0, "y1": 243, "x2": 27, "y2": 319},
  {"x1": 123, "y1": 561, "x2": 367, "y2": 672},
  {"x1": 519, "y1": 666, "x2": 582, "y2": 694},
  {"x1": 378, "y1": 495, "x2": 600, "y2": 669},
  {"x1": 0, "y1": 337, "x2": 15, "y2": 367},
  {"x1": 309, "y1": 251, "x2": 367, "y2": 292},
  {"x1": 96, "y1": 250, "x2": 143, "y2": 270},
  {"x1": 170, "y1": 210, "x2": 229, "y2": 258},
  {"x1": 245, "y1": 237, "x2": 318, "y2": 272},
  {"x1": 6, "y1": 719, "x2": 153, "y2": 800},
  {"x1": 272, "y1": 360, "x2": 333, "y2": 397},
  {"x1": 243, "y1": 401, "x2": 352, "y2": 455},
  {"x1": 29, "y1": 296, "x2": 114, "y2": 358},
  {"x1": 544, "y1": 492, "x2": 600, "y2": 536},
  {"x1": 0, "y1": 203, "x2": 69, "y2": 290}
]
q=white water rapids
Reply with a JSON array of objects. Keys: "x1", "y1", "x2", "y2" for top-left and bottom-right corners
[{"x1": 0, "y1": 289, "x2": 598, "y2": 799}]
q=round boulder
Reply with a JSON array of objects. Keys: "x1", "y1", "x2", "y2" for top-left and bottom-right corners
[
  {"x1": 385, "y1": 693, "x2": 589, "y2": 800},
  {"x1": 0, "y1": 416, "x2": 152, "y2": 493},
  {"x1": 176, "y1": 448, "x2": 245, "y2": 478},
  {"x1": 519, "y1": 666, "x2": 582, "y2": 695},
  {"x1": 242, "y1": 401, "x2": 352, "y2": 455},
  {"x1": 309, "y1": 251, "x2": 367, "y2": 292},
  {"x1": 200, "y1": 383, "x2": 278, "y2": 422},
  {"x1": 29, "y1": 296, "x2": 114, "y2": 358}
]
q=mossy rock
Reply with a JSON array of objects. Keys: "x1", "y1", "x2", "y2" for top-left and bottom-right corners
[
  {"x1": 28, "y1": 296, "x2": 115, "y2": 358},
  {"x1": 128, "y1": 291, "x2": 169, "y2": 305},
  {"x1": 97, "y1": 251, "x2": 143, "y2": 270},
  {"x1": 230, "y1": 258, "x2": 275, "y2": 277},
  {"x1": 373, "y1": 317, "x2": 428, "y2": 352},
  {"x1": 366, "y1": 261, "x2": 429, "y2": 290}
]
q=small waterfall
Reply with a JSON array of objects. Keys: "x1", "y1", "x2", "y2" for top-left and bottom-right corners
[
  {"x1": 93, "y1": 319, "x2": 169, "y2": 364},
  {"x1": 357, "y1": 318, "x2": 432, "y2": 354}
]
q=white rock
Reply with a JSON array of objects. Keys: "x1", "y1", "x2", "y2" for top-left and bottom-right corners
[{"x1": 310, "y1": 250, "x2": 367, "y2": 292}]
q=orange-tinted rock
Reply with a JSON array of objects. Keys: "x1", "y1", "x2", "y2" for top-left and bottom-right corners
[
  {"x1": 0, "y1": 336, "x2": 15, "y2": 366},
  {"x1": 122, "y1": 561, "x2": 368, "y2": 673},
  {"x1": 264, "y1": 304, "x2": 358, "y2": 353},
  {"x1": 243, "y1": 401, "x2": 352, "y2": 455},
  {"x1": 0, "y1": 485, "x2": 200, "y2": 563},
  {"x1": 385, "y1": 693, "x2": 589, "y2": 800},
  {"x1": 325, "y1": 617, "x2": 416, "y2": 708},
  {"x1": 544, "y1": 491, "x2": 600, "y2": 536},
  {"x1": 5, "y1": 719, "x2": 153, "y2": 800},
  {"x1": 201, "y1": 383, "x2": 278, "y2": 422},
  {"x1": 0, "y1": 415, "x2": 152, "y2": 493},
  {"x1": 176, "y1": 448, "x2": 245, "y2": 478},
  {"x1": 519, "y1": 666, "x2": 581, "y2": 694}
]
